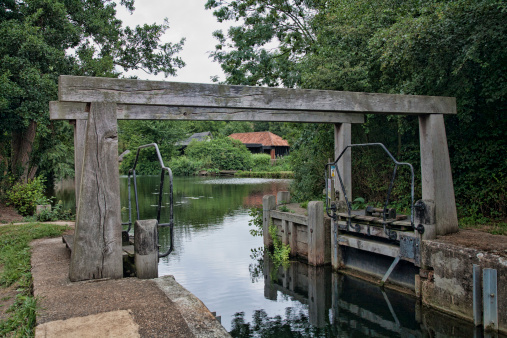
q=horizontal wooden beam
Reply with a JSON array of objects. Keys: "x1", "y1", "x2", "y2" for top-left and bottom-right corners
[
  {"x1": 58, "y1": 75, "x2": 457, "y2": 115},
  {"x1": 337, "y1": 235, "x2": 400, "y2": 258},
  {"x1": 49, "y1": 101, "x2": 364, "y2": 123}
]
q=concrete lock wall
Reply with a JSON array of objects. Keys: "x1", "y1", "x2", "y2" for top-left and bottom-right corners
[{"x1": 420, "y1": 240, "x2": 506, "y2": 334}]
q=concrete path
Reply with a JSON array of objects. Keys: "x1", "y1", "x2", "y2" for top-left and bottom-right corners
[{"x1": 31, "y1": 237, "x2": 230, "y2": 337}]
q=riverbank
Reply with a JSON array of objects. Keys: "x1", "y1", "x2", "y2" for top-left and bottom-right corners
[{"x1": 32, "y1": 235, "x2": 229, "y2": 337}]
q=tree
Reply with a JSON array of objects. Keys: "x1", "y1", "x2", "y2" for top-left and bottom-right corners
[
  {"x1": 0, "y1": 0, "x2": 185, "y2": 184},
  {"x1": 208, "y1": 0, "x2": 507, "y2": 218},
  {"x1": 205, "y1": 0, "x2": 321, "y2": 87}
]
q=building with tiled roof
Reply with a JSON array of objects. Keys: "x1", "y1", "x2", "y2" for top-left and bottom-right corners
[{"x1": 228, "y1": 131, "x2": 289, "y2": 159}]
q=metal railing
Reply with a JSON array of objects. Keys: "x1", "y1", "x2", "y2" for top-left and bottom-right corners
[
  {"x1": 123, "y1": 143, "x2": 174, "y2": 258},
  {"x1": 325, "y1": 143, "x2": 415, "y2": 240}
]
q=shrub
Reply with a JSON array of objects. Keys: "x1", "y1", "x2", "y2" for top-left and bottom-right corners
[
  {"x1": 5, "y1": 177, "x2": 51, "y2": 216},
  {"x1": 35, "y1": 201, "x2": 73, "y2": 222},
  {"x1": 185, "y1": 137, "x2": 252, "y2": 170},
  {"x1": 251, "y1": 154, "x2": 271, "y2": 171},
  {"x1": 169, "y1": 156, "x2": 201, "y2": 176}
]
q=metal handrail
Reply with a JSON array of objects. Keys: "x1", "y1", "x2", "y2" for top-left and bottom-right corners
[
  {"x1": 325, "y1": 143, "x2": 415, "y2": 240},
  {"x1": 125, "y1": 143, "x2": 174, "y2": 258}
]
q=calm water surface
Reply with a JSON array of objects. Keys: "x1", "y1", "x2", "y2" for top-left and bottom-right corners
[{"x1": 54, "y1": 176, "x2": 479, "y2": 337}]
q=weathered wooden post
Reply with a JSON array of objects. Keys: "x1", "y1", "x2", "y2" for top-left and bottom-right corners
[
  {"x1": 263, "y1": 195, "x2": 276, "y2": 247},
  {"x1": 276, "y1": 191, "x2": 290, "y2": 204},
  {"x1": 308, "y1": 201, "x2": 325, "y2": 266},
  {"x1": 334, "y1": 123, "x2": 351, "y2": 207},
  {"x1": 418, "y1": 114, "x2": 458, "y2": 237},
  {"x1": 134, "y1": 220, "x2": 159, "y2": 279},
  {"x1": 69, "y1": 102, "x2": 123, "y2": 282},
  {"x1": 73, "y1": 119, "x2": 87, "y2": 212}
]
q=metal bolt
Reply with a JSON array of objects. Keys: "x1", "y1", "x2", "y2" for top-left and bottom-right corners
[{"x1": 490, "y1": 293, "x2": 495, "y2": 297}]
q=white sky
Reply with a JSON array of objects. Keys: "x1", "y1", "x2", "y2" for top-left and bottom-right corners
[{"x1": 116, "y1": 0, "x2": 229, "y2": 84}]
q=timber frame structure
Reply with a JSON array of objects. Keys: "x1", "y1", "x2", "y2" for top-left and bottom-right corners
[{"x1": 50, "y1": 75, "x2": 458, "y2": 281}]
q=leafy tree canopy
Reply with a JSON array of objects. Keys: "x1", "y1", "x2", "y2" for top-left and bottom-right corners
[{"x1": 0, "y1": 0, "x2": 185, "y2": 184}]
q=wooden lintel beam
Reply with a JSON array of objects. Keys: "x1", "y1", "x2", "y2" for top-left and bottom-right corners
[
  {"x1": 58, "y1": 75, "x2": 457, "y2": 115},
  {"x1": 49, "y1": 101, "x2": 365, "y2": 123}
]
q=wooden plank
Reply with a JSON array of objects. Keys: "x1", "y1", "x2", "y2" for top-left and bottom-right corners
[
  {"x1": 336, "y1": 220, "x2": 415, "y2": 240},
  {"x1": 270, "y1": 211, "x2": 308, "y2": 225},
  {"x1": 50, "y1": 101, "x2": 365, "y2": 124},
  {"x1": 337, "y1": 234, "x2": 400, "y2": 258},
  {"x1": 69, "y1": 102, "x2": 123, "y2": 282},
  {"x1": 58, "y1": 75, "x2": 457, "y2": 115}
]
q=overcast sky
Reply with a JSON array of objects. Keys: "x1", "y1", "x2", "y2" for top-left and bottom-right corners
[{"x1": 116, "y1": 0, "x2": 229, "y2": 84}]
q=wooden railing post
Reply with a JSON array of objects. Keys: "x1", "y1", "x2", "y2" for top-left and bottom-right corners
[
  {"x1": 69, "y1": 102, "x2": 123, "y2": 282},
  {"x1": 263, "y1": 195, "x2": 276, "y2": 247},
  {"x1": 308, "y1": 201, "x2": 325, "y2": 266}
]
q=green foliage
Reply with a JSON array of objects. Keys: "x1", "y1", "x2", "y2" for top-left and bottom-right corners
[
  {"x1": 268, "y1": 223, "x2": 290, "y2": 268},
  {"x1": 0, "y1": 0, "x2": 185, "y2": 185},
  {"x1": 0, "y1": 222, "x2": 67, "y2": 336},
  {"x1": 5, "y1": 176, "x2": 50, "y2": 216},
  {"x1": 185, "y1": 137, "x2": 253, "y2": 171},
  {"x1": 248, "y1": 207, "x2": 263, "y2": 237},
  {"x1": 119, "y1": 120, "x2": 186, "y2": 175},
  {"x1": 351, "y1": 197, "x2": 366, "y2": 211},
  {"x1": 34, "y1": 201, "x2": 73, "y2": 222},
  {"x1": 299, "y1": 201, "x2": 308, "y2": 209},
  {"x1": 251, "y1": 154, "x2": 271, "y2": 171},
  {"x1": 168, "y1": 156, "x2": 201, "y2": 176},
  {"x1": 209, "y1": 0, "x2": 506, "y2": 220}
]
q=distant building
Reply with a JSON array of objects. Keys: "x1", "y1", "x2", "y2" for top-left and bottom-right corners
[
  {"x1": 228, "y1": 131, "x2": 289, "y2": 159},
  {"x1": 176, "y1": 132, "x2": 212, "y2": 152}
]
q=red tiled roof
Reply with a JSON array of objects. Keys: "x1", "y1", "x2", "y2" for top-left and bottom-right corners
[{"x1": 228, "y1": 132, "x2": 289, "y2": 147}]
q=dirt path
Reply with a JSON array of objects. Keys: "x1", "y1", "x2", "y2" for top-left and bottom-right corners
[{"x1": 0, "y1": 201, "x2": 23, "y2": 223}]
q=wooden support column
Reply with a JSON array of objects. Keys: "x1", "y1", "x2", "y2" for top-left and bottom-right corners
[
  {"x1": 69, "y1": 102, "x2": 123, "y2": 282},
  {"x1": 334, "y1": 123, "x2": 352, "y2": 205},
  {"x1": 73, "y1": 119, "x2": 87, "y2": 212},
  {"x1": 418, "y1": 114, "x2": 458, "y2": 236},
  {"x1": 263, "y1": 195, "x2": 276, "y2": 247},
  {"x1": 308, "y1": 201, "x2": 325, "y2": 266}
]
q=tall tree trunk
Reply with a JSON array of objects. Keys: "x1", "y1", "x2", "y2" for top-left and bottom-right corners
[{"x1": 11, "y1": 120, "x2": 37, "y2": 183}]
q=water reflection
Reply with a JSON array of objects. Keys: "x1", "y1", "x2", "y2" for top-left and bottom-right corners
[{"x1": 53, "y1": 177, "x2": 487, "y2": 337}]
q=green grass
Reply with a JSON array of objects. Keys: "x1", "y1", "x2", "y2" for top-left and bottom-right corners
[
  {"x1": 0, "y1": 223, "x2": 68, "y2": 336},
  {"x1": 459, "y1": 217, "x2": 507, "y2": 236}
]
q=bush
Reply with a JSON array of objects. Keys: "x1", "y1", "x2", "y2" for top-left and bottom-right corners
[
  {"x1": 185, "y1": 137, "x2": 252, "y2": 170},
  {"x1": 35, "y1": 201, "x2": 73, "y2": 222},
  {"x1": 5, "y1": 177, "x2": 51, "y2": 216},
  {"x1": 169, "y1": 156, "x2": 202, "y2": 176},
  {"x1": 251, "y1": 154, "x2": 271, "y2": 171}
]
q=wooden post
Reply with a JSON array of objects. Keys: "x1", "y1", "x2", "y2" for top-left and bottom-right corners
[
  {"x1": 288, "y1": 221, "x2": 297, "y2": 257},
  {"x1": 334, "y1": 123, "x2": 351, "y2": 207},
  {"x1": 69, "y1": 102, "x2": 123, "y2": 282},
  {"x1": 281, "y1": 220, "x2": 289, "y2": 246},
  {"x1": 308, "y1": 201, "x2": 325, "y2": 266},
  {"x1": 277, "y1": 191, "x2": 290, "y2": 204},
  {"x1": 418, "y1": 114, "x2": 458, "y2": 236},
  {"x1": 73, "y1": 119, "x2": 87, "y2": 212},
  {"x1": 331, "y1": 219, "x2": 344, "y2": 270},
  {"x1": 134, "y1": 219, "x2": 159, "y2": 279},
  {"x1": 263, "y1": 195, "x2": 276, "y2": 247}
]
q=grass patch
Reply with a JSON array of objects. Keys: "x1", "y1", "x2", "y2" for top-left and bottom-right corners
[
  {"x1": 0, "y1": 223, "x2": 68, "y2": 336},
  {"x1": 459, "y1": 218, "x2": 507, "y2": 236}
]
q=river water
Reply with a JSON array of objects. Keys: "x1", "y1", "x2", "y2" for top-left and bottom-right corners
[{"x1": 54, "y1": 176, "x2": 479, "y2": 337}]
